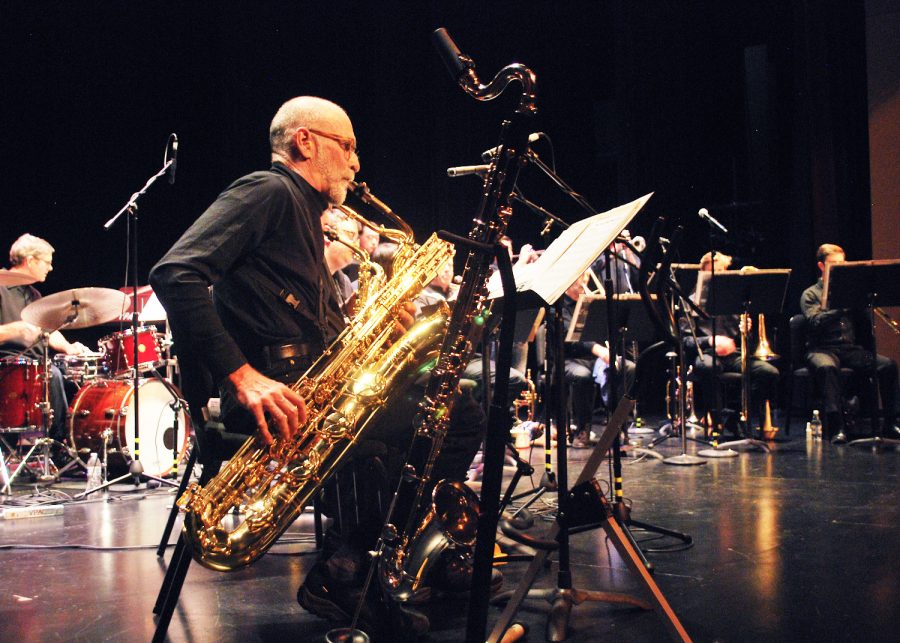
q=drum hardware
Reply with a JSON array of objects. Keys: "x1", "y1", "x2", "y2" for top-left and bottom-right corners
[
  {"x1": 68, "y1": 377, "x2": 189, "y2": 493},
  {"x1": 1, "y1": 332, "x2": 78, "y2": 493}
]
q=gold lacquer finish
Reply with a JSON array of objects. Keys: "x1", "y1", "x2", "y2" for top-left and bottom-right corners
[{"x1": 178, "y1": 185, "x2": 455, "y2": 572}]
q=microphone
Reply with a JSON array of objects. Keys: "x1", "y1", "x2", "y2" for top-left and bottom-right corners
[
  {"x1": 447, "y1": 164, "x2": 491, "y2": 178},
  {"x1": 164, "y1": 133, "x2": 178, "y2": 184},
  {"x1": 481, "y1": 132, "x2": 542, "y2": 162},
  {"x1": 697, "y1": 207, "x2": 728, "y2": 234}
]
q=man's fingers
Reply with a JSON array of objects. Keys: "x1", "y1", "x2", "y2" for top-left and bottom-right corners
[
  {"x1": 282, "y1": 388, "x2": 308, "y2": 425},
  {"x1": 264, "y1": 399, "x2": 291, "y2": 440},
  {"x1": 252, "y1": 407, "x2": 274, "y2": 445}
]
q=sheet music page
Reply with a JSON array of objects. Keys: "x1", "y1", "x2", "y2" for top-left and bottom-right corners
[{"x1": 487, "y1": 192, "x2": 653, "y2": 304}]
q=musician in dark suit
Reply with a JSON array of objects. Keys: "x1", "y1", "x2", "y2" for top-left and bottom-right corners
[{"x1": 800, "y1": 243, "x2": 898, "y2": 443}]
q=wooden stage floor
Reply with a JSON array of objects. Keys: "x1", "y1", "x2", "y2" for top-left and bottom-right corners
[{"x1": 1, "y1": 421, "x2": 898, "y2": 642}]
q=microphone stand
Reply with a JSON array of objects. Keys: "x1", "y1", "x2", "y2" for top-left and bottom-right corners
[
  {"x1": 693, "y1": 209, "x2": 740, "y2": 458},
  {"x1": 87, "y1": 137, "x2": 178, "y2": 496}
]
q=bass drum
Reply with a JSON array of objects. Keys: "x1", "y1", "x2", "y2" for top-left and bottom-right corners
[{"x1": 68, "y1": 378, "x2": 189, "y2": 477}]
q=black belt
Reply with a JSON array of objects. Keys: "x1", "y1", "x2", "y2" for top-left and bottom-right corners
[{"x1": 260, "y1": 340, "x2": 323, "y2": 366}]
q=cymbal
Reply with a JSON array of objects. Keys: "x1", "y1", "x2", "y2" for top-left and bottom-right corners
[
  {"x1": 0, "y1": 269, "x2": 37, "y2": 287},
  {"x1": 21, "y1": 287, "x2": 131, "y2": 330}
]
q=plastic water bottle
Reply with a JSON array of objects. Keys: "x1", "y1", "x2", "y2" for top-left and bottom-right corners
[
  {"x1": 809, "y1": 410, "x2": 823, "y2": 441},
  {"x1": 85, "y1": 453, "x2": 102, "y2": 491}
]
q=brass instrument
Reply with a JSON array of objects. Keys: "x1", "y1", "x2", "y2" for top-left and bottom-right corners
[
  {"x1": 512, "y1": 368, "x2": 539, "y2": 424},
  {"x1": 378, "y1": 30, "x2": 537, "y2": 603},
  {"x1": 752, "y1": 313, "x2": 779, "y2": 360},
  {"x1": 177, "y1": 183, "x2": 456, "y2": 572},
  {"x1": 741, "y1": 312, "x2": 780, "y2": 438},
  {"x1": 875, "y1": 307, "x2": 900, "y2": 335}
]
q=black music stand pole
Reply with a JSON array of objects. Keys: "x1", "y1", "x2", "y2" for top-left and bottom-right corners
[{"x1": 824, "y1": 260, "x2": 900, "y2": 450}]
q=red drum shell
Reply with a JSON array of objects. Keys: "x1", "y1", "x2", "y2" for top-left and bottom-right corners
[
  {"x1": 99, "y1": 326, "x2": 163, "y2": 377},
  {"x1": 68, "y1": 378, "x2": 189, "y2": 477},
  {"x1": 0, "y1": 357, "x2": 45, "y2": 430}
]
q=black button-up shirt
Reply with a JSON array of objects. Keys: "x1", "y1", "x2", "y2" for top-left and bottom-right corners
[
  {"x1": 800, "y1": 278, "x2": 866, "y2": 349},
  {"x1": 150, "y1": 163, "x2": 346, "y2": 383}
]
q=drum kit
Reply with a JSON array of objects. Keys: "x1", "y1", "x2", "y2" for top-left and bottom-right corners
[{"x1": 0, "y1": 275, "x2": 189, "y2": 494}]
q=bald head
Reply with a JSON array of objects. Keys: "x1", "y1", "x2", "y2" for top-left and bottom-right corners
[
  {"x1": 268, "y1": 96, "x2": 359, "y2": 206},
  {"x1": 269, "y1": 96, "x2": 349, "y2": 160}
]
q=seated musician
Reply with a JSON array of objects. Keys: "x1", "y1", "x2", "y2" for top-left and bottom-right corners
[
  {"x1": 150, "y1": 96, "x2": 486, "y2": 637},
  {"x1": 800, "y1": 243, "x2": 898, "y2": 443},
  {"x1": 549, "y1": 271, "x2": 636, "y2": 448},
  {"x1": 0, "y1": 234, "x2": 88, "y2": 441},
  {"x1": 681, "y1": 251, "x2": 779, "y2": 433}
]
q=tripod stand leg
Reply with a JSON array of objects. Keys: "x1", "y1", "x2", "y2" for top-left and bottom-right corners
[
  {"x1": 157, "y1": 442, "x2": 199, "y2": 557},
  {"x1": 547, "y1": 592, "x2": 573, "y2": 642},
  {"x1": 602, "y1": 516, "x2": 691, "y2": 641}
]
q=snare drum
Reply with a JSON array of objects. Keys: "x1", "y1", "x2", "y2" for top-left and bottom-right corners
[
  {"x1": 99, "y1": 326, "x2": 163, "y2": 377},
  {"x1": 53, "y1": 352, "x2": 104, "y2": 387},
  {"x1": 68, "y1": 378, "x2": 189, "y2": 477},
  {"x1": 0, "y1": 357, "x2": 45, "y2": 430}
]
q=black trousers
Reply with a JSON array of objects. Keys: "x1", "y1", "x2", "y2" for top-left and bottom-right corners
[
  {"x1": 806, "y1": 344, "x2": 898, "y2": 427},
  {"x1": 693, "y1": 351, "x2": 780, "y2": 421}
]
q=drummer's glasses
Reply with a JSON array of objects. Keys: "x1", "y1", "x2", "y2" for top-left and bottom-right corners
[
  {"x1": 30, "y1": 255, "x2": 52, "y2": 268},
  {"x1": 307, "y1": 128, "x2": 359, "y2": 161}
]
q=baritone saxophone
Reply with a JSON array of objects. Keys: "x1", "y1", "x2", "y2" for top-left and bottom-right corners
[{"x1": 177, "y1": 181, "x2": 455, "y2": 572}]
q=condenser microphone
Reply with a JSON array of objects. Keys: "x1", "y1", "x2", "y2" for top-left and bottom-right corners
[
  {"x1": 447, "y1": 164, "x2": 491, "y2": 178},
  {"x1": 697, "y1": 207, "x2": 728, "y2": 234},
  {"x1": 164, "y1": 133, "x2": 179, "y2": 184},
  {"x1": 480, "y1": 132, "x2": 542, "y2": 161}
]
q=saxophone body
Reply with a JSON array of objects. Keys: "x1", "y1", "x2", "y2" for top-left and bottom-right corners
[{"x1": 178, "y1": 186, "x2": 455, "y2": 572}]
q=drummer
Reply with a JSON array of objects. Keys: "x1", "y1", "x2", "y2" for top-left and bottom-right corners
[{"x1": 0, "y1": 234, "x2": 89, "y2": 440}]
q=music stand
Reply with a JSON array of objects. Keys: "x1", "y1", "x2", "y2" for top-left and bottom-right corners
[
  {"x1": 824, "y1": 260, "x2": 900, "y2": 449},
  {"x1": 698, "y1": 270, "x2": 790, "y2": 454},
  {"x1": 569, "y1": 293, "x2": 658, "y2": 437}
]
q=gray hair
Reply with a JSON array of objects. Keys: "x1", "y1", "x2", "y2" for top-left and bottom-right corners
[
  {"x1": 9, "y1": 233, "x2": 54, "y2": 266},
  {"x1": 269, "y1": 96, "x2": 348, "y2": 159}
]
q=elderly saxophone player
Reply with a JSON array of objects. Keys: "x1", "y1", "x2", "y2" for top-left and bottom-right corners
[{"x1": 150, "y1": 96, "x2": 486, "y2": 638}]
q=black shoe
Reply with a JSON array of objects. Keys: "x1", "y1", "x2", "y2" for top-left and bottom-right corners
[
  {"x1": 297, "y1": 563, "x2": 382, "y2": 631},
  {"x1": 571, "y1": 430, "x2": 595, "y2": 449},
  {"x1": 831, "y1": 431, "x2": 848, "y2": 445},
  {"x1": 388, "y1": 601, "x2": 430, "y2": 640}
]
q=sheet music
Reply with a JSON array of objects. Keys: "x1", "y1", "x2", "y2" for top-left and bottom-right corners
[{"x1": 487, "y1": 193, "x2": 653, "y2": 306}]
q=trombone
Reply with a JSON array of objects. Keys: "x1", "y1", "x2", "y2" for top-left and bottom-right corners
[{"x1": 741, "y1": 312, "x2": 779, "y2": 438}]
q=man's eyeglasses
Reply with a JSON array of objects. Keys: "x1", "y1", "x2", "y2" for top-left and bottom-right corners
[
  {"x1": 30, "y1": 255, "x2": 52, "y2": 268},
  {"x1": 307, "y1": 128, "x2": 359, "y2": 161}
]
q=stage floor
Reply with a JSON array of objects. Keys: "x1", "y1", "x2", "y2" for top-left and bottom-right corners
[{"x1": 1, "y1": 422, "x2": 898, "y2": 642}]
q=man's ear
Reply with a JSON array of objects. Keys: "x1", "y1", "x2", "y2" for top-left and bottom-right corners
[
  {"x1": 817, "y1": 260, "x2": 825, "y2": 274},
  {"x1": 292, "y1": 127, "x2": 314, "y2": 160}
]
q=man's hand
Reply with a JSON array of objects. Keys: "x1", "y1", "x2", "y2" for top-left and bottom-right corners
[
  {"x1": 391, "y1": 301, "x2": 416, "y2": 339},
  {"x1": 63, "y1": 341, "x2": 90, "y2": 356},
  {"x1": 712, "y1": 335, "x2": 737, "y2": 356},
  {"x1": 226, "y1": 364, "x2": 307, "y2": 445},
  {"x1": 592, "y1": 343, "x2": 610, "y2": 363}
]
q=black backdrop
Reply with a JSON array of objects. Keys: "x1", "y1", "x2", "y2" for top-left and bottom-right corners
[{"x1": 1, "y1": 1, "x2": 872, "y2": 354}]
